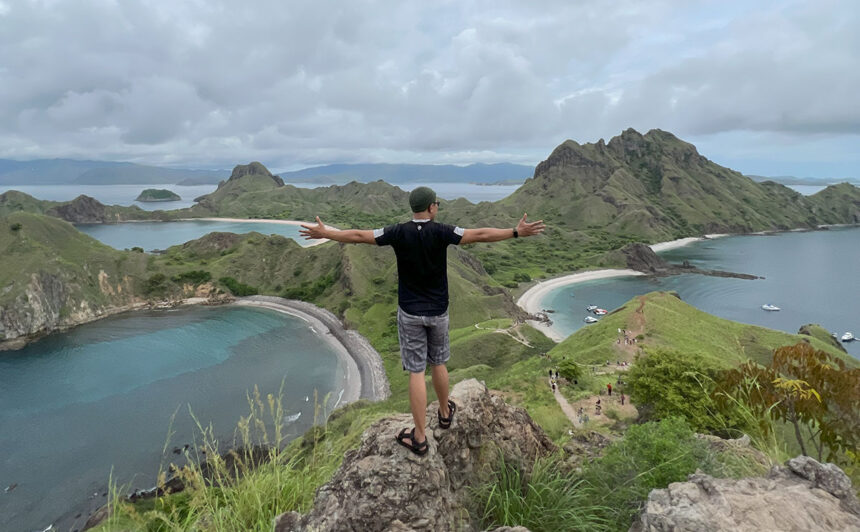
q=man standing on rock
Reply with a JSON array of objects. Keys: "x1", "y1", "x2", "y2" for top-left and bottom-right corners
[{"x1": 300, "y1": 186, "x2": 545, "y2": 455}]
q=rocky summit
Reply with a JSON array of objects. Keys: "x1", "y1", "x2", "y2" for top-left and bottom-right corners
[
  {"x1": 632, "y1": 455, "x2": 860, "y2": 532},
  {"x1": 274, "y1": 379, "x2": 557, "y2": 532}
]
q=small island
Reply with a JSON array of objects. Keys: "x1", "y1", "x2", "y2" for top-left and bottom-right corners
[{"x1": 135, "y1": 188, "x2": 181, "y2": 202}]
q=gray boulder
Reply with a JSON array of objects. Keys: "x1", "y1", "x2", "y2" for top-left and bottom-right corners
[
  {"x1": 274, "y1": 378, "x2": 555, "y2": 532},
  {"x1": 632, "y1": 455, "x2": 860, "y2": 531}
]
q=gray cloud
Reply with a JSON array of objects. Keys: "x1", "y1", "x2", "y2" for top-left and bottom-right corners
[{"x1": 0, "y1": 0, "x2": 857, "y2": 176}]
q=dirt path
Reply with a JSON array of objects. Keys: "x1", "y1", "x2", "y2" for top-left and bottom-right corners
[
  {"x1": 550, "y1": 379, "x2": 583, "y2": 427},
  {"x1": 474, "y1": 323, "x2": 533, "y2": 348}
]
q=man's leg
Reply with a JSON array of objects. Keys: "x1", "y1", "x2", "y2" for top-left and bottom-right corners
[
  {"x1": 409, "y1": 371, "x2": 428, "y2": 442},
  {"x1": 431, "y1": 364, "x2": 450, "y2": 418}
]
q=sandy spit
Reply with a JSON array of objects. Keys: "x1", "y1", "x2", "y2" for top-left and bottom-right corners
[{"x1": 233, "y1": 296, "x2": 390, "y2": 404}]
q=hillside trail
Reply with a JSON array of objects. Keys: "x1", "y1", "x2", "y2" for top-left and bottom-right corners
[
  {"x1": 550, "y1": 379, "x2": 582, "y2": 427},
  {"x1": 474, "y1": 322, "x2": 533, "y2": 348}
]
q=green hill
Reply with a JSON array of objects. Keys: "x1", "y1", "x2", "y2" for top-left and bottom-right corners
[
  {"x1": 135, "y1": 189, "x2": 181, "y2": 202},
  {"x1": 0, "y1": 212, "x2": 149, "y2": 345},
  {"x1": 548, "y1": 291, "x2": 853, "y2": 368}
]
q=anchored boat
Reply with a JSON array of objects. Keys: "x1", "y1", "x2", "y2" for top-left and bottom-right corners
[
  {"x1": 761, "y1": 304, "x2": 781, "y2": 311},
  {"x1": 584, "y1": 316, "x2": 599, "y2": 324},
  {"x1": 842, "y1": 332, "x2": 855, "y2": 342}
]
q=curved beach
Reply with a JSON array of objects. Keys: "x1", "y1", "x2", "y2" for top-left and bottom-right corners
[
  {"x1": 517, "y1": 235, "x2": 729, "y2": 341},
  {"x1": 233, "y1": 296, "x2": 390, "y2": 403},
  {"x1": 517, "y1": 270, "x2": 644, "y2": 342}
]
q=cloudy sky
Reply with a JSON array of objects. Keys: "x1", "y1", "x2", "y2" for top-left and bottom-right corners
[{"x1": 0, "y1": 0, "x2": 857, "y2": 177}]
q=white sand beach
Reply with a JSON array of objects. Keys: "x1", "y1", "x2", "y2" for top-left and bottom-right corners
[
  {"x1": 518, "y1": 234, "x2": 732, "y2": 342},
  {"x1": 232, "y1": 296, "x2": 390, "y2": 405},
  {"x1": 517, "y1": 269, "x2": 645, "y2": 342},
  {"x1": 648, "y1": 233, "x2": 728, "y2": 253}
]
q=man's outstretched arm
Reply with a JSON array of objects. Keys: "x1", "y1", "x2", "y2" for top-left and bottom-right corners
[
  {"x1": 460, "y1": 213, "x2": 545, "y2": 244},
  {"x1": 299, "y1": 216, "x2": 376, "y2": 244}
]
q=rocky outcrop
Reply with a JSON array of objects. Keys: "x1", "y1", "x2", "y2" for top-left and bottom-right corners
[
  {"x1": 274, "y1": 379, "x2": 556, "y2": 532},
  {"x1": 621, "y1": 242, "x2": 760, "y2": 280},
  {"x1": 632, "y1": 455, "x2": 860, "y2": 532},
  {"x1": 46, "y1": 194, "x2": 109, "y2": 223},
  {"x1": 228, "y1": 162, "x2": 285, "y2": 187},
  {"x1": 798, "y1": 323, "x2": 847, "y2": 353}
]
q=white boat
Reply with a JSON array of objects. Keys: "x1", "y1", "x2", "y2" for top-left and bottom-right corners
[
  {"x1": 842, "y1": 332, "x2": 855, "y2": 342},
  {"x1": 761, "y1": 304, "x2": 781, "y2": 311},
  {"x1": 584, "y1": 316, "x2": 598, "y2": 324},
  {"x1": 586, "y1": 305, "x2": 598, "y2": 312},
  {"x1": 594, "y1": 308, "x2": 608, "y2": 315}
]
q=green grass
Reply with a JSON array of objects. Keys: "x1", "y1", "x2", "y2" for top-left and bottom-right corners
[{"x1": 549, "y1": 291, "x2": 853, "y2": 368}]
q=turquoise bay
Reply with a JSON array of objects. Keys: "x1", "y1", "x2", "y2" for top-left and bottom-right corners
[
  {"x1": 0, "y1": 306, "x2": 347, "y2": 531},
  {"x1": 540, "y1": 227, "x2": 860, "y2": 358}
]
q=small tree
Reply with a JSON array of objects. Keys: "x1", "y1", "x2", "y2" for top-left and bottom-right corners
[
  {"x1": 714, "y1": 343, "x2": 860, "y2": 460},
  {"x1": 10, "y1": 222, "x2": 22, "y2": 232},
  {"x1": 558, "y1": 358, "x2": 582, "y2": 381}
]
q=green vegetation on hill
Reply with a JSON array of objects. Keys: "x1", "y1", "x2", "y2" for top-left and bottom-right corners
[
  {"x1": 135, "y1": 189, "x2": 181, "y2": 202},
  {"x1": 549, "y1": 291, "x2": 851, "y2": 368}
]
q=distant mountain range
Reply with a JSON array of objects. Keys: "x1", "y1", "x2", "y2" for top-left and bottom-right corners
[
  {"x1": 278, "y1": 162, "x2": 532, "y2": 184},
  {"x1": 746, "y1": 175, "x2": 859, "y2": 186},
  {"x1": 0, "y1": 158, "x2": 532, "y2": 186},
  {"x1": 0, "y1": 159, "x2": 227, "y2": 186}
]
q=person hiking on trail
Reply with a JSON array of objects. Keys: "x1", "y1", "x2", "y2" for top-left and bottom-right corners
[
  {"x1": 621, "y1": 392, "x2": 625, "y2": 406},
  {"x1": 299, "y1": 186, "x2": 546, "y2": 456},
  {"x1": 607, "y1": 383, "x2": 612, "y2": 396}
]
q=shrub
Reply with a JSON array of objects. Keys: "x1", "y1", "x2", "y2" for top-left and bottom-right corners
[
  {"x1": 582, "y1": 417, "x2": 712, "y2": 529},
  {"x1": 558, "y1": 359, "x2": 583, "y2": 381},
  {"x1": 10, "y1": 222, "x2": 22, "y2": 232},
  {"x1": 131, "y1": 246, "x2": 144, "y2": 253},
  {"x1": 142, "y1": 273, "x2": 170, "y2": 296},
  {"x1": 627, "y1": 348, "x2": 737, "y2": 434},
  {"x1": 172, "y1": 270, "x2": 212, "y2": 285},
  {"x1": 513, "y1": 272, "x2": 532, "y2": 283},
  {"x1": 219, "y1": 276, "x2": 259, "y2": 296}
]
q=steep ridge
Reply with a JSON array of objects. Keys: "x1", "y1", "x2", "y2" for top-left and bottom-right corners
[{"x1": 500, "y1": 129, "x2": 860, "y2": 241}]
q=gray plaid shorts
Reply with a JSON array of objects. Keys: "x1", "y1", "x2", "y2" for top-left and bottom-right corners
[{"x1": 397, "y1": 307, "x2": 451, "y2": 373}]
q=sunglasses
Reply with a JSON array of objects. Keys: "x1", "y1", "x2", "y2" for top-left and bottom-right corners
[{"x1": 432, "y1": 201, "x2": 440, "y2": 206}]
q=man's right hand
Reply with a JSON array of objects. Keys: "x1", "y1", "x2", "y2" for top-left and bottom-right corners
[
  {"x1": 516, "y1": 213, "x2": 546, "y2": 237},
  {"x1": 299, "y1": 216, "x2": 329, "y2": 240}
]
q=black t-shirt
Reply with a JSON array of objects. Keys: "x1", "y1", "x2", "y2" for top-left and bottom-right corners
[{"x1": 374, "y1": 219, "x2": 464, "y2": 316}]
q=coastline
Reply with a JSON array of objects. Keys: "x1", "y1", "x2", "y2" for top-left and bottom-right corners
[
  {"x1": 233, "y1": 296, "x2": 390, "y2": 403},
  {"x1": 0, "y1": 295, "x2": 390, "y2": 405},
  {"x1": 516, "y1": 233, "x2": 730, "y2": 342},
  {"x1": 517, "y1": 269, "x2": 645, "y2": 342}
]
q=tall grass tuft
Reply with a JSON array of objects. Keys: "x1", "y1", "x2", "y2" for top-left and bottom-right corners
[
  {"x1": 473, "y1": 453, "x2": 611, "y2": 532},
  {"x1": 98, "y1": 385, "x2": 347, "y2": 531}
]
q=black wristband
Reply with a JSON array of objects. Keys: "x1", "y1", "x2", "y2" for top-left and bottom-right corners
[{"x1": 513, "y1": 228, "x2": 519, "y2": 238}]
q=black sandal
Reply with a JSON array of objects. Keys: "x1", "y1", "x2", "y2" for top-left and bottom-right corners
[
  {"x1": 395, "y1": 428, "x2": 428, "y2": 456},
  {"x1": 438, "y1": 400, "x2": 457, "y2": 429}
]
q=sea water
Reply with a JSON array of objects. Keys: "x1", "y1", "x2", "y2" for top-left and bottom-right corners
[
  {"x1": 76, "y1": 219, "x2": 309, "y2": 252},
  {"x1": 0, "y1": 306, "x2": 347, "y2": 531},
  {"x1": 539, "y1": 226, "x2": 860, "y2": 358}
]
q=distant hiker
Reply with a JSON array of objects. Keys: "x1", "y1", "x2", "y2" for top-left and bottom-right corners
[
  {"x1": 555, "y1": 370, "x2": 559, "y2": 379},
  {"x1": 549, "y1": 369, "x2": 553, "y2": 378},
  {"x1": 552, "y1": 382, "x2": 556, "y2": 392},
  {"x1": 607, "y1": 383, "x2": 612, "y2": 396},
  {"x1": 300, "y1": 187, "x2": 545, "y2": 456},
  {"x1": 621, "y1": 393, "x2": 626, "y2": 406}
]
